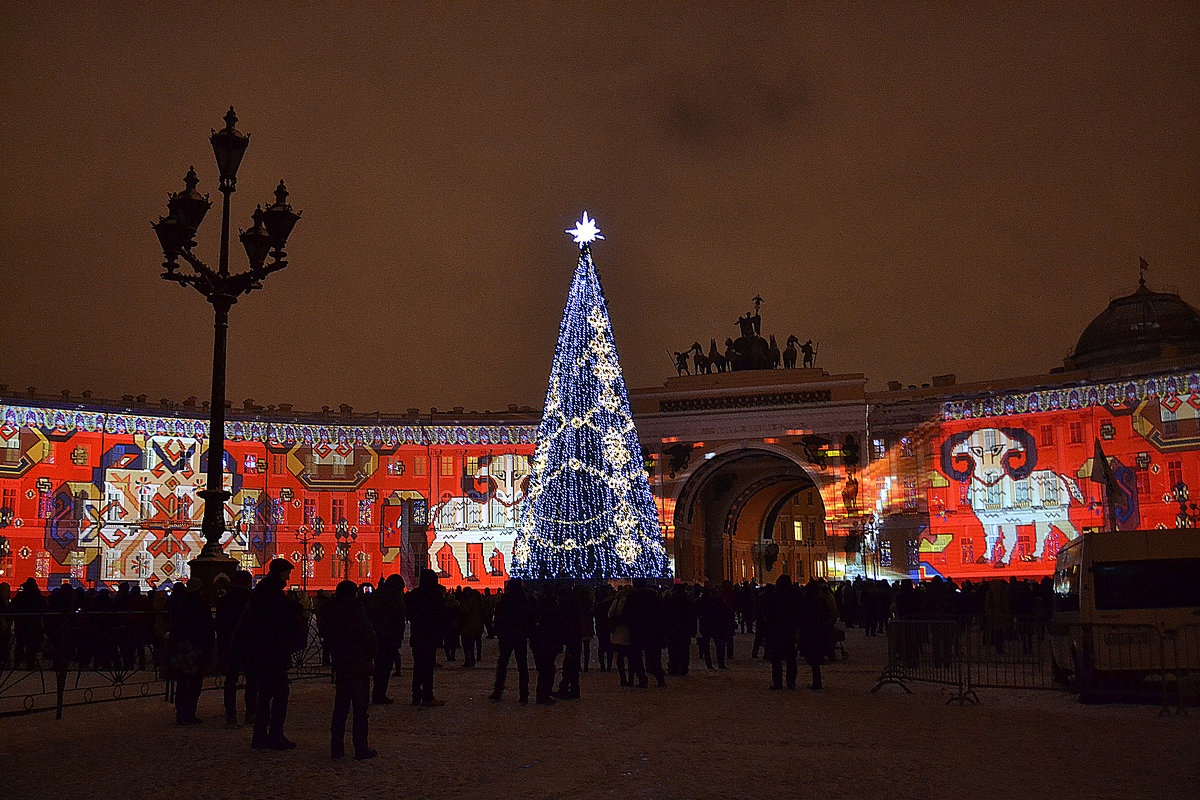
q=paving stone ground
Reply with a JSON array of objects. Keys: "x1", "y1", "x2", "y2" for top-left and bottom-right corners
[{"x1": 1, "y1": 630, "x2": 1195, "y2": 800}]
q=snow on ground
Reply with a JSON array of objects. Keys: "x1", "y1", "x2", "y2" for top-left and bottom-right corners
[{"x1": 1, "y1": 630, "x2": 1195, "y2": 800}]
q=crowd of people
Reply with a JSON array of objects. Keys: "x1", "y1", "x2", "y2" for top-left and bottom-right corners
[{"x1": 0, "y1": 567, "x2": 1058, "y2": 759}]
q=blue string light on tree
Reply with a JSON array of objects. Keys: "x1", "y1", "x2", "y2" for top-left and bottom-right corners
[{"x1": 511, "y1": 213, "x2": 671, "y2": 581}]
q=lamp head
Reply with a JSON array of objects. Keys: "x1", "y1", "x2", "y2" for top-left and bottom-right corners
[
  {"x1": 261, "y1": 179, "x2": 301, "y2": 256},
  {"x1": 210, "y1": 106, "x2": 249, "y2": 187}
]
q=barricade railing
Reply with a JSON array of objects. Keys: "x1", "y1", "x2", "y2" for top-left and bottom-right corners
[
  {"x1": 0, "y1": 609, "x2": 330, "y2": 718},
  {"x1": 877, "y1": 617, "x2": 1200, "y2": 711},
  {"x1": 874, "y1": 616, "x2": 1054, "y2": 704},
  {"x1": 1075, "y1": 622, "x2": 1199, "y2": 714}
]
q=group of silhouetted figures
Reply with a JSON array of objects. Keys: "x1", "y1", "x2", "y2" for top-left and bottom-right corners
[{"x1": 0, "y1": 569, "x2": 1057, "y2": 761}]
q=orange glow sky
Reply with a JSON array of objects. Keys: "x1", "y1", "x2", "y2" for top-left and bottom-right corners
[{"x1": 1, "y1": 3, "x2": 1197, "y2": 414}]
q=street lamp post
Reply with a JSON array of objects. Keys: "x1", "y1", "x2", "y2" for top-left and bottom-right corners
[{"x1": 152, "y1": 107, "x2": 300, "y2": 594}]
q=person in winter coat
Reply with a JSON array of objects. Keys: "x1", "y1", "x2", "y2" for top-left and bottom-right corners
[
  {"x1": 168, "y1": 577, "x2": 214, "y2": 725},
  {"x1": 697, "y1": 585, "x2": 726, "y2": 670},
  {"x1": 530, "y1": 587, "x2": 564, "y2": 705},
  {"x1": 624, "y1": 579, "x2": 666, "y2": 688},
  {"x1": 797, "y1": 580, "x2": 837, "y2": 690},
  {"x1": 489, "y1": 577, "x2": 533, "y2": 702},
  {"x1": 321, "y1": 579, "x2": 377, "y2": 760},
  {"x1": 406, "y1": 568, "x2": 447, "y2": 707},
  {"x1": 663, "y1": 583, "x2": 696, "y2": 677},
  {"x1": 240, "y1": 558, "x2": 306, "y2": 749},
  {"x1": 216, "y1": 569, "x2": 255, "y2": 727},
  {"x1": 762, "y1": 575, "x2": 800, "y2": 690},
  {"x1": 457, "y1": 586, "x2": 487, "y2": 668},
  {"x1": 367, "y1": 574, "x2": 406, "y2": 704}
]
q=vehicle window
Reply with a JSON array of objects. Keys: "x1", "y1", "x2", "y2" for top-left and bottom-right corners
[{"x1": 1093, "y1": 559, "x2": 1200, "y2": 610}]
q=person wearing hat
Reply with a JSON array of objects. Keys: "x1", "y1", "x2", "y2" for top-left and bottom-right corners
[{"x1": 241, "y1": 557, "x2": 305, "y2": 749}]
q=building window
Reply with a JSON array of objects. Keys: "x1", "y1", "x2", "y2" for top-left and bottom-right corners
[
  {"x1": 871, "y1": 438, "x2": 886, "y2": 461},
  {"x1": 438, "y1": 547, "x2": 456, "y2": 576},
  {"x1": 357, "y1": 551, "x2": 371, "y2": 579},
  {"x1": 174, "y1": 487, "x2": 193, "y2": 522},
  {"x1": 1068, "y1": 421, "x2": 1083, "y2": 445},
  {"x1": 900, "y1": 437, "x2": 913, "y2": 459},
  {"x1": 359, "y1": 498, "x2": 372, "y2": 526},
  {"x1": 244, "y1": 454, "x2": 257, "y2": 472},
  {"x1": 387, "y1": 458, "x2": 405, "y2": 476},
  {"x1": 793, "y1": 521, "x2": 804, "y2": 543},
  {"x1": 440, "y1": 455, "x2": 455, "y2": 477},
  {"x1": 465, "y1": 456, "x2": 479, "y2": 477},
  {"x1": 1039, "y1": 425, "x2": 1054, "y2": 447},
  {"x1": 105, "y1": 489, "x2": 123, "y2": 522},
  {"x1": 414, "y1": 455, "x2": 427, "y2": 477},
  {"x1": 303, "y1": 498, "x2": 316, "y2": 525},
  {"x1": 139, "y1": 487, "x2": 154, "y2": 520},
  {"x1": 1168, "y1": 460, "x2": 1183, "y2": 491},
  {"x1": 332, "y1": 498, "x2": 346, "y2": 524},
  {"x1": 2, "y1": 487, "x2": 15, "y2": 518},
  {"x1": 1015, "y1": 533, "x2": 1033, "y2": 562},
  {"x1": 331, "y1": 553, "x2": 347, "y2": 580},
  {"x1": 961, "y1": 537, "x2": 975, "y2": 564},
  {"x1": 271, "y1": 454, "x2": 285, "y2": 475},
  {"x1": 1136, "y1": 465, "x2": 1151, "y2": 500}
]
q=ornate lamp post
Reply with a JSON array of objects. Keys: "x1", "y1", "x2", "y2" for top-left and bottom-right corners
[{"x1": 152, "y1": 107, "x2": 300, "y2": 593}]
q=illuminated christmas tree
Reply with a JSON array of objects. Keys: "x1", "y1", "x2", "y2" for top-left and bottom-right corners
[{"x1": 512, "y1": 213, "x2": 671, "y2": 581}]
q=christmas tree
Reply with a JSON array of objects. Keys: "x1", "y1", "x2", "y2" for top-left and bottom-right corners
[{"x1": 512, "y1": 213, "x2": 671, "y2": 581}]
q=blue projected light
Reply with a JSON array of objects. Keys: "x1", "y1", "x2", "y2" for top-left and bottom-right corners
[{"x1": 512, "y1": 214, "x2": 671, "y2": 581}]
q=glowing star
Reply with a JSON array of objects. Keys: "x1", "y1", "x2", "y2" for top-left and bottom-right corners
[{"x1": 566, "y1": 212, "x2": 604, "y2": 244}]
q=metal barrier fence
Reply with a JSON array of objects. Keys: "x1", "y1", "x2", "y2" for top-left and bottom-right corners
[
  {"x1": 1065, "y1": 622, "x2": 1200, "y2": 713},
  {"x1": 874, "y1": 617, "x2": 1200, "y2": 713},
  {"x1": 0, "y1": 610, "x2": 330, "y2": 718}
]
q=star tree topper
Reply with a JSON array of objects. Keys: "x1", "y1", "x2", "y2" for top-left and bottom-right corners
[{"x1": 566, "y1": 211, "x2": 604, "y2": 245}]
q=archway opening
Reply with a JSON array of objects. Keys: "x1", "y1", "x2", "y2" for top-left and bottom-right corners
[{"x1": 670, "y1": 447, "x2": 828, "y2": 585}]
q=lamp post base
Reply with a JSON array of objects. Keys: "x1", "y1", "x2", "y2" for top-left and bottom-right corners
[{"x1": 188, "y1": 552, "x2": 241, "y2": 605}]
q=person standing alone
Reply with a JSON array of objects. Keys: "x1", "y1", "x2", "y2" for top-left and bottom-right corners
[{"x1": 321, "y1": 579, "x2": 377, "y2": 760}]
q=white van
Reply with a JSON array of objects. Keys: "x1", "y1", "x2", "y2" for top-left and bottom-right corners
[{"x1": 1049, "y1": 528, "x2": 1200, "y2": 700}]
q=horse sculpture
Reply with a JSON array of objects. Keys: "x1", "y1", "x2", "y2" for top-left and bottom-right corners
[
  {"x1": 690, "y1": 342, "x2": 712, "y2": 375},
  {"x1": 768, "y1": 335, "x2": 781, "y2": 369},
  {"x1": 708, "y1": 338, "x2": 728, "y2": 373},
  {"x1": 783, "y1": 335, "x2": 799, "y2": 369}
]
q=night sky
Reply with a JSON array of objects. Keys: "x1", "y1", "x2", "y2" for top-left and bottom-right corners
[{"x1": 2, "y1": 3, "x2": 1197, "y2": 415}]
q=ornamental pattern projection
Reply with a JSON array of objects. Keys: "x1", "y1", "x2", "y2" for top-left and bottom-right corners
[
  {"x1": 0, "y1": 402, "x2": 535, "y2": 592},
  {"x1": 865, "y1": 370, "x2": 1200, "y2": 581}
]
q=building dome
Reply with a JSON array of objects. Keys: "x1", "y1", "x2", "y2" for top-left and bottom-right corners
[{"x1": 1066, "y1": 279, "x2": 1200, "y2": 370}]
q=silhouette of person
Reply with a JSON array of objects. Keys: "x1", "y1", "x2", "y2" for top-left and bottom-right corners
[
  {"x1": 489, "y1": 577, "x2": 532, "y2": 702},
  {"x1": 763, "y1": 575, "x2": 800, "y2": 690},
  {"x1": 367, "y1": 574, "x2": 406, "y2": 704},
  {"x1": 216, "y1": 569, "x2": 255, "y2": 727},
  {"x1": 406, "y1": 568, "x2": 447, "y2": 707},
  {"x1": 664, "y1": 583, "x2": 697, "y2": 676},
  {"x1": 241, "y1": 557, "x2": 305, "y2": 749},
  {"x1": 530, "y1": 587, "x2": 563, "y2": 704},
  {"x1": 322, "y1": 579, "x2": 377, "y2": 760},
  {"x1": 168, "y1": 577, "x2": 214, "y2": 724}
]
